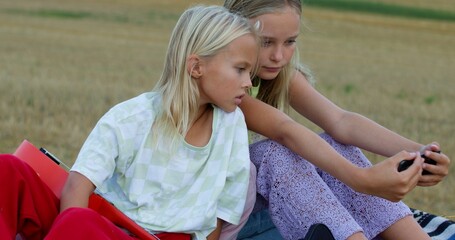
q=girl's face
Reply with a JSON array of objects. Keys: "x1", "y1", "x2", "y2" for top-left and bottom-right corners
[
  {"x1": 197, "y1": 34, "x2": 257, "y2": 112},
  {"x1": 251, "y1": 6, "x2": 300, "y2": 80}
]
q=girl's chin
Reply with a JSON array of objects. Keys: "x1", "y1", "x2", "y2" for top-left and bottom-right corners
[
  {"x1": 258, "y1": 72, "x2": 279, "y2": 80},
  {"x1": 258, "y1": 71, "x2": 280, "y2": 81}
]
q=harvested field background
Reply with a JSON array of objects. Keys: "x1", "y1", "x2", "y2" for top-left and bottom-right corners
[{"x1": 1, "y1": 0, "x2": 454, "y2": 218}]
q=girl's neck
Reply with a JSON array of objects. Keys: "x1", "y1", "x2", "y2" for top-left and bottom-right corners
[{"x1": 185, "y1": 104, "x2": 214, "y2": 147}]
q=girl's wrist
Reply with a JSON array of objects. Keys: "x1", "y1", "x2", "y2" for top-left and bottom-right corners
[{"x1": 338, "y1": 163, "x2": 367, "y2": 193}]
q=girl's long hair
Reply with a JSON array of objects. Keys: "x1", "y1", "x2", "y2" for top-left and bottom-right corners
[{"x1": 152, "y1": 5, "x2": 257, "y2": 146}]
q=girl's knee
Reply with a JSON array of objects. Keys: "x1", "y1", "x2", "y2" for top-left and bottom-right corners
[
  {"x1": 0, "y1": 154, "x2": 37, "y2": 179},
  {"x1": 0, "y1": 154, "x2": 22, "y2": 168}
]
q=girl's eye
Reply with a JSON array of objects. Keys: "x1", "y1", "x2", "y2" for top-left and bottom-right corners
[
  {"x1": 237, "y1": 67, "x2": 246, "y2": 73},
  {"x1": 261, "y1": 38, "x2": 271, "y2": 47},
  {"x1": 286, "y1": 39, "x2": 296, "y2": 45}
]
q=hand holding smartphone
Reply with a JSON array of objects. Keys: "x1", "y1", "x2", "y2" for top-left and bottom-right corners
[{"x1": 397, "y1": 151, "x2": 440, "y2": 175}]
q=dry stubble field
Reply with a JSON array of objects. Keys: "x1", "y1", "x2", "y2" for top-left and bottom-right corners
[{"x1": 0, "y1": 0, "x2": 454, "y2": 218}]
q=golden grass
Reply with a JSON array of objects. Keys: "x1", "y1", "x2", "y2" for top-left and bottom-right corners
[{"x1": 0, "y1": 0, "x2": 454, "y2": 218}]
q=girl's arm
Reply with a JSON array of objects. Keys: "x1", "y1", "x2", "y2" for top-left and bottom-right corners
[
  {"x1": 289, "y1": 71, "x2": 421, "y2": 156},
  {"x1": 60, "y1": 171, "x2": 96, "y2": 212},
  {"x1": 207, "y1": 218, "x2": 223, "y2": 240},
  {"x1": 240, "y1": 95, "x2": 422, "y2": 202},
  {"x1": 288, "y1": 71, "x2": 449, "y2": 185}
]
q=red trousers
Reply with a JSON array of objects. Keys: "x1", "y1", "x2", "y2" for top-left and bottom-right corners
[
  {"x1": 0, "y1": 154, "x2": 59, "y2": 240},
  {"x1": 0, "y1": 154, "x2": 190, "y2": 240},
  {"x1": 45, "y1": 207, "x2": 140, "y2": 240},
  {"x1": 46, "y1": 208, "x2": 190, "y2": 240}
]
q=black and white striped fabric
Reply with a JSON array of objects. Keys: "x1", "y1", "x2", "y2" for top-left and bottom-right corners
[{"x1": 411, "y1": 208, "x2": 455, "y2": 240}]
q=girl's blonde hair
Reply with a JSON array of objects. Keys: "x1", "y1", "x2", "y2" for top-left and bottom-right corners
[
  {"x1": 153, "y1": 5, "x2": 257, "y2": 144},
  {"x1": 224, "y1": 0, "x2": 314, "y2": 111}
]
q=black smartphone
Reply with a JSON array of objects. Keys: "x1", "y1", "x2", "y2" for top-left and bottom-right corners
[{"x1": 397, "y1": 151, "x2": 439, "y2": 175}]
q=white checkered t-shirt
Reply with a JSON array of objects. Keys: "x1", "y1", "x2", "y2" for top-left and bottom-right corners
[{"x1": 72, "y1": 92, "x2": 250, "y2": 239}]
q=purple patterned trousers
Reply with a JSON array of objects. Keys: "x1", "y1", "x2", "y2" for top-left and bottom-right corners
[{"x1": 249, "y1": 133, "x2": 411, "y2": 240}]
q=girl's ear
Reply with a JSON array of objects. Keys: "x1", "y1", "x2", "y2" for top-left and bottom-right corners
[{"x1": 187, "y1": 54, "x2": 203, "y2": 79}]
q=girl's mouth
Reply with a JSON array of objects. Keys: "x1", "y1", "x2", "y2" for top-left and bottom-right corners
[{"x1": 263, "y1": 66, "x2": 281, "y2": 73}]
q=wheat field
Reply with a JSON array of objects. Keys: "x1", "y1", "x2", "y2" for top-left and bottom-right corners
[{"x1": 1, "y1": 0, "x2": 454, "y2": 218}]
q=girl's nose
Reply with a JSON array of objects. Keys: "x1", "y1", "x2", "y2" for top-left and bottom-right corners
[
  {"x1": 270, "y1": 46, "x2": 283, "y2": 62},
  {"x1": 244, "y1": 77, "x2": 252, "y2": 89}
]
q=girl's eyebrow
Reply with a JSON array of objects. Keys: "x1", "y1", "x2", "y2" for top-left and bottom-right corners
[{"x1": 260, "y1": 34, "x2": 299, "y2": 40}]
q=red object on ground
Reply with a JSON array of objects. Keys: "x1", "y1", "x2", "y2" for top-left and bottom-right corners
[{"x1": 13, "y1": 140, "x2": 68, "y2": 198}]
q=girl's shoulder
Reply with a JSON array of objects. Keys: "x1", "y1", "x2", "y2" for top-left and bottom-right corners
[
  {"x1": 103, "y1": 92, "x2": 161, "y2": 123},
  {"x1": 294, "y1": 63, "x2": 316, "y2": 85},
  {"x1": 112, "y1": 92, "x2": 159, "y2": 111},
  {"x1": 213, "y1": 105, "x2": 246, "y2": 123}
]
